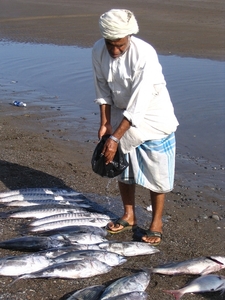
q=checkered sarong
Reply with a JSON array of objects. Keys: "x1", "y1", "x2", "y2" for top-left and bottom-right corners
[{"x1": 119, "y1": 133, "x2": 176, "y2": 193}]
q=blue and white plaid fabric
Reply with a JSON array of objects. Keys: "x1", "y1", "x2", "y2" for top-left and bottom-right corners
[{"x1": 119, "y1": 132, "x2": 176, "y2": 192}]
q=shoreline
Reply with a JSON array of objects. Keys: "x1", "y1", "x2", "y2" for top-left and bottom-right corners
[{"x1": 0, "y1": 1, "x2": 224, "y2": 299}]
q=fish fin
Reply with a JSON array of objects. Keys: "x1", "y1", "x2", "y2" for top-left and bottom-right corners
[
  {"x1": 8, "y1": 274, "x2": 29, "y2": 287},
  {"x1": 163, "y1": 289, "x2": 182, "y2": 300}
]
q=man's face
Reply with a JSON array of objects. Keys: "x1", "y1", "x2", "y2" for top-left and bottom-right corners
[{"x1": 105, "y1": 36, "x2": 130, "y2": 59}]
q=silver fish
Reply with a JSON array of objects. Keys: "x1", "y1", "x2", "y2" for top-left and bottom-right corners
[
  {"x1": 105, "y1": 291, "x2": 148, "y2": 300},
  {"x1": 98, "y1": 241, "x2": 159, "y2": 256},
  {"x1": 100, "y1": 270, "x2": 151, "y2": 300},
  {"x1": 0, "y1": 235, "x2": 71, "y2": 251},
  {"x1": 40, "y1": 244, "x2": 101, "y2": 259},
  {"x1": 66, "y1": 285, "x2": 105, "y2": 300},
  {"x1": 40, "y1": 225, "x2": 108, "y2": 237},
  {"x1": 0, "y1": 193, "x2": 68, "y2": 202},
  {"x1": 151, "y1": 256, "x2": 225, "y2": 275},
  {"x1": 51, "y1": 232, "x2": 108, "y2": 245},
  {"x1": 29, "y1": 212, "x2": 111, "y2": 226},
  {"x1": 4, "y1": 199, "x2": 90, "y2": 208},
  {"x1": 29, "y1": 218, "x2": 109, "y2": 232},
  {"x1": 164, "y1": 274, "x2": 225, "y2": 299},
  {"x1": 7, "y1": 206, "x2": 88, "y2": 219},
  {"x1": 0, "y1": 253, "x2": 52, "y2": 276},
  {"x1": 54, "y1": 250, "x2": 127, "y2": 267},
  {"x1": 0, "y1": 188, "x2": 80, "y2": 198},
  {"x1": 13, "y1": 258, "x2": 112, "y2": 281}
]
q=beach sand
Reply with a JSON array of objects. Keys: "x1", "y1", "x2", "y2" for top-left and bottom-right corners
[{"x1": 0, "y1": 1, "x2": 224, "y2": 299}]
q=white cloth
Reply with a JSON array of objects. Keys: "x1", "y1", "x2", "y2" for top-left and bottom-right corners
[
  {"x1": 92, "y1": 36, "x2": 179, "y2": 153},
  {"x1": 99, "y1": 9, "x2": 139, "y2": 40}
]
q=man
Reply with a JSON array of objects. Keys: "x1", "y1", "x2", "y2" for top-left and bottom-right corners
[{"x1": 92, "y1": 9, "x2": 179, "y2": 245}]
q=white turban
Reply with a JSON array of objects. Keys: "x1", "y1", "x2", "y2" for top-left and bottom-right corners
[{"x1": 99, "y1": 9, "x2": 139, "y2": 40}]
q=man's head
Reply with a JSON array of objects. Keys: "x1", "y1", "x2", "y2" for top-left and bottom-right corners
[{"x1": 99, "y1": 9, "x2": 139, "y2": 40}]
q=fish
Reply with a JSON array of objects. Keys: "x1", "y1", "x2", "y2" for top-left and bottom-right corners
[
  {"x1": 29, "y1": 218, "x2": 109, "y2": 232},
  {"x1": 164, "y1": 274, "x2": 225, "y2": 299},
  {"x1": 7, "y1": 206, "x2": 89, "y2": 219},
  {"x1": 3, "y1": 199, "x2": 90, "y2": 208},
  {"x1": 39, "y1": 225, "x2": 108, "y2": 237},
  {"x1": 0, "y1": 253, "x2": 52, "y2": 276},
  {"x1": 53, "y1": 249, "x2": 127, "y2": 267},
  {"x1": 0, "y1": 193, "x2": 72, "y2": 202},
  {"x1": 51, "y1": 232, "x2": 108, "y2": 245},
  {"x1": 12, "y1": 258, "x2": 113, "y2": 282},
  {"x1": 151, "y1": 256, "x2": 225, "y2": 275},
  {"x1": 0, "y1": 188, "x2": 80, "y2": 199},
  {"x1": 66, "y1": 285, "x2": 105, "y2": 300},
  {"x1": 99, "y1": 270, "x2": 151, "y2": 300},
  {"x1": 104, "y1": 291, "x2": 148, "y2": 300},
  {"x1": 97, "y1": 241, "x2": 160, "y2": 256},
  {"x1": 0, "y1": 235, "x2": 71, "y2": 251},
  {"x1": 29, "y1": 212, "x2": 111, "y2": 226},
  {"x1": 40, "y1": 244, "x2": 102, "y2": 259}
]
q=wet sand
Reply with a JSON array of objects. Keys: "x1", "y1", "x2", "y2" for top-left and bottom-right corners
[{"x1": 0, "y1": 1, "x2": 224, "y2": 299}]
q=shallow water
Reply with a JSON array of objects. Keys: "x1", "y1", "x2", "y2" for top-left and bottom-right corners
[{"x1": 0, "y1": 42, "x2": 224, "y2": 168}]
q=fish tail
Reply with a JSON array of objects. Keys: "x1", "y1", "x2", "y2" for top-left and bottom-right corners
[
  {"x1": 8, "y1": 274, "x2": 30, "y2": 287},
  {"x1": 163, "y1": 289, "x2": 183, "y2": 300}
]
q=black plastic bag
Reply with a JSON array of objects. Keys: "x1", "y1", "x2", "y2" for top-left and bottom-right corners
[{"x1": 91, "y1": 134, "x2": 129, "y2": 178}]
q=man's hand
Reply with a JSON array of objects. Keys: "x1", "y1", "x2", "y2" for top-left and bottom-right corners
[{"x1": 102, "y1": 138, "x2": 118, "y2": 164}]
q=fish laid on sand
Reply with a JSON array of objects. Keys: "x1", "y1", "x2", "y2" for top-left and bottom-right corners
[
  {"x1": 0, "y1": 188, "x2": 80, "y2": 198},
  {"x1": 104, "y1": 291, "x2": 148, "y2": 300},
  {"x1": 39, "y1": 225, "x2": 108, "y2": 237},
  {"x1": 0, "y1": 235, "x2": 71, "y2": 251},
  {"x1": 51, "y1": 232, "x2": 108, "y2": 245},
  {"x1": 151, "y1": 256, "x2": 225, "y2": 275},
  {"x1": 0, "y1": 253, "x2": 52, "y2": 276},
  {"x1": 98, "y1": 241, "x2": 159, "y2": 256},
  {"x1": 29, "y1": 212, "x2": 111, "y2": 226},
  {"x1": 0, "y1": 193, "x2": 77, "y2": 202},
  {"x1": 53, "y1": 249, "x2": 127, "y2": 267},
  {"x1": 29, "y1": 218, "x2": 109, "y2": 232},
  {"x1": 3, "y1": 199, "x2": 90, "y2": 208},
  {"x1": 7, "y1": 206, "x2": 89, "y2": 219},
  {"x1": 40, "y1": 244, "x2": 102, "y2": 259},
  {"x1": 164, "y1": 274, "x2": 225, "y2": 299},
  {"x1": 66, "y1": 285, "x2": 105, "y2": 300},
  {"x1": 99, "y1": 270, "x2": 151, "y2": 300},
  {"x1": 12, "y1": 258, "x2": 113, "y2": 282}
]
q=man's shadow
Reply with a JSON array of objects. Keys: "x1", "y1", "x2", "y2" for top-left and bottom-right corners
[{"x1": 0, "y1": 160, "x2": 70, "y2": 191}]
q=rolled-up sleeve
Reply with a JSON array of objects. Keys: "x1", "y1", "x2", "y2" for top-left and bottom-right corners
[{"x1": 92, "y1": 47, "x2": 113, "y2": 106}]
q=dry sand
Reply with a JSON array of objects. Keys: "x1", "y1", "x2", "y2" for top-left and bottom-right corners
[{"x1": 0, "y1": 1, "x2": 224, "y2": 299}]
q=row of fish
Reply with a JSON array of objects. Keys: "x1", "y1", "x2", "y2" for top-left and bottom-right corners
[
  {"x1": 0, "y1": 187, "x2": 225, "y2": 299},
  {"x1": 0, "y1": 187, "x2": 158, "y2": 299}
]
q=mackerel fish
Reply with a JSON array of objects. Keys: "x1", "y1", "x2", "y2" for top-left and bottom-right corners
[
  {"x1": 0, "y1": 253, "x2": 52, "y2": 276},
  {"x1": 164, "y1": 274, "x2": 225, "y2": 299},
  {"x1": 7, "y1": 206, "x2": 88, "y2": 219},
  {"x1": 53, "y1": 249, "x2": 127, "y2": 267},
  {"x1": 0, "y1": 187, "x2": 80, "y2": 198},
  {"x1": 151, "y1": 256, "x2": 225, "y2": 275},
  {"x1": 66, "y1": 285, "x2": 105, "y2": 300},
  {"x1": 100, "y1": 270, "x2": 151, "y2": 300},
  {"x1": 0, "y1": 235, "x2": 71, "y2": 251},
  {"x1": 29, "y1": 212, "x2": 111, "y2": 226},
  {"x1": 3, "y1": 199, "x2": 90, "y2": 208},
  {"x1": 51, "y1": 232, "x2": 108, "y2": 244},
  {"x1": 12, "y1": 258, "x2": 112, "y2": 281},
  {"x1": 29, "y1": 218, "x2": 109, "y2": 232},
  {"x1": 105, "y1": 291, "x2": 148, "y2": 300},
  {"x1": 98, "y1": 241, "x2": 159, "y2": 256}
]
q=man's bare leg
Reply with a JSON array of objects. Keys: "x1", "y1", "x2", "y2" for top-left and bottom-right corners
[
  {"x1": 107, "y1": 182, "x2": 136, "y2": 232},
  {"x1": 142, "y1": 191, "x2": 164, "y2": 244}
]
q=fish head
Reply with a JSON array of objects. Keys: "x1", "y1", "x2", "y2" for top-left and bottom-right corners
[{"x1": 210, "y1": 256, "x2": 225, "y2": 266}]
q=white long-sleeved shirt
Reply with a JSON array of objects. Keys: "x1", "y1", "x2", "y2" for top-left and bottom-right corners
[{"x1": 92, "y1": 36, "x2": 179, "y2": 153}]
